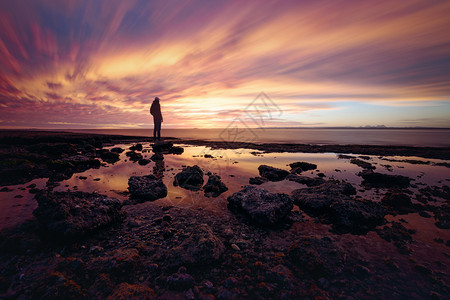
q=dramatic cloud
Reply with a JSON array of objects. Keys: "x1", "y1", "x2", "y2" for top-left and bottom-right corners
[{"x1": 0, "y1": 0, "x2": 449, "y2": 128}]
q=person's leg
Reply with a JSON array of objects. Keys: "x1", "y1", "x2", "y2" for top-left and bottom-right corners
[
  {"x1": 153, "y1": 120, "x2": 158, "y2": 141},
  {"x1": 156, "y1": 121, "x2": 161, "y2": 141}
]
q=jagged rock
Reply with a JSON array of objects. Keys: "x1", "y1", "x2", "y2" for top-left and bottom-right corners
[
  {"x1": 203, "y1": 174, "x2": 228, "y2": 197},
  {"x1": 249, "y1": 176, "x2": 269, "y2": 185},
  {"x1": 167, "y1": 272, "x2": 195, "y2": 291},
  {"x1": 227, "y1": 186, "x2": 293, "y2": 226},
  {"x1": 289, "y1": 236, "x2": 346, "y2": 278},
  {"x1": 167, "y1": 224, "x2": 224, "y2": 266},
  {"x1": 111, "y1": 147, "x2": 124, "y2": 153},
  {"x1": 152, "y1": 141, "x2": 173, "y2": 152},
  {"x1": 150, "y1": 152, "x2": 164, "y2": 161},
  {"x1": 377, "y1": 221, "x2": 415, "y2": 254},
  {"x1": 169, "y1": 146, "x2": 184, "y2": 154},
  {"x1": 360, "y1": 170, "x2": 411, "y2": 188},
  {"x1": 289, "y1": 162, "x2": 317, "y2": 173},
  {"x1": 107, "y1": 282, "x2": 155, "y2": 300},
  {"x1": 328, "y1": 199, "x2": 386, "y2": 234},
  {"x1": 382, "y1": 192, "x2": 412, "y2": 208},
  {"x1": 128, "y1": 175, "x2": 167, "y2": 202},
  {"x1": 135, "y1": 144, "x2": 143, "y2": 151},
  {"x1": 125, "y1": 151, "x2": 143, "y2": 162},
  {"x1": 291, "y1": 181, "x2": 356, "y2": 215},
  {"x1": 33, "y1": 191, "x2": 125, "y2": 238},
  {"x1": 99, "y1": 150, "x2": 120, "y2": 163},
  {"x1": 258, "y1": 165, "x2": 289, "y2": 181},
  {"x1": 174, "y1": 165, "x2": 204, "y2": 191},
  {"x1": 350, "y1": 158, "x2": 375, "y2": 170},
  {"x1": 138, "y1": 159, "x2": 151, "y2": 165},
  {"x1": 286, "y1": 174, "x2": 326, "y2": 187},
  {"x1": 434, "y1": 205, "x2": 450, "y2": 229}
]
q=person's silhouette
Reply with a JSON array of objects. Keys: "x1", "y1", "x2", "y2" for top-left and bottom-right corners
[{"x1": 150, "y1": 97, "x2": 163, "y2": 141}]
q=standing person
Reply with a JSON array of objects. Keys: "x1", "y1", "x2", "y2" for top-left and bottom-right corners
[{"x1": 150, "y1": 97, "x2": 163, "y2": 141}]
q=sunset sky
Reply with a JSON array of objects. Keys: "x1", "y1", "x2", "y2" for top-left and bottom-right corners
[{"x1": 1, "y1": 0, "x2": 449, "y2": 129}]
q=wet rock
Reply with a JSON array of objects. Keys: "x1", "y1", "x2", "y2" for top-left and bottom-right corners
[
  {"x1": 267, "y1": 264, "x2": 295, "y2": 288},
  {"x1": 125, "y1": 151, "x2": 143, "y2": 162},
  {"x1": 135, "y1": 144, "x2": 143, "y2": 151},
  {"x1": 249, "y1": 176, "x2": 269, "y2": 185},
  {"x1": 169, "y1": 146, "x2": 184, "y2": 154},
  {"x1": 289, "y1": 236, "x2": 345, "y2": 278},
  {"x1": 174, "y1": 165, "x2": 204, "y2": 191},
  {"x1": 258, "y1": 165, "x2": 289, "y2": 181},
  {"x1": 152, "y1": 141, "x2": 173, "y2": 152},
  {"x1": 33, "y1": 191, "x2": 125, "y2": 238},
  {"x1": 227, "y1": 185, "x2": 293, "y2": 226},
  {"x1": 434, "y1": 205, "x2": 450, "y2": 229},
  {"x1": 382, "y1": 192, "x2": 412, "y2": 208},
  {"x1": 128, "y1": 174, "x2": 167, "y2": 202},
  {"x1": 286, "y1": 174, "x2": 326, "y2": 187},
  {"x1": 138, "y1": 158, "x2": 151, "y2": 165},
  {"x1": 0, "y1": 187, "x2": 13, "y2": 192},
  {"x1": 99, "y1": 150, "x2": 120, "y2": 163},
  {"x1": 289, "y1": 161, "x2": 317, "y2": 173},
  {"x1": 150, "y1": 152, "x2": 164, "y2": 161},
  {"x1": 291, "y1": 181, "x2": 356, "y2": 215},
  {"x1": 167, "y1": 272, "x2": 195, "y2": 291},
  {"x1": 203, "y1": 174, "x2": 228, "y2": 197},
  {"x1": 350, "y1": 158, "x2": 375, "y2": 170},
  {"x1": 328, "y1": 199, "x2": 386, "y2": 234},
  {"x1": 111, "y1": 147, "x2": 124, "y2": 153},
  {"x1": 107, "y1": 282, "x2": 155, "y2": 299},
  {"x1": 168, "y1": 224, "x2": 224, "y2": 266},
  {"x1": 419, "y1": 185, "x2": 450, "y2": 201},
  {"x1": 37, "y1": 271, "x2": 85, "y2": 299},
  {"x1": 377, "y1": 221, "x2": 415, "y2": 254},
  {"x1": 360, "y1": 170, "x2": 411, "y2": 188}
]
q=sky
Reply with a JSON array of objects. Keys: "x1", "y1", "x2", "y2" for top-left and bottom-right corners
[{"x1": 0, "y1": 0, "x2": 450, "y2": 129}]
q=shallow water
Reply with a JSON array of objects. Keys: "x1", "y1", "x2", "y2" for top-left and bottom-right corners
[{"x1": 0, "y1": 143, "x2": 449, "y2": 230}]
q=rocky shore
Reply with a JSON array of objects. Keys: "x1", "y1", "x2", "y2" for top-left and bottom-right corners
[{"x1": 0, "y1": 131, "x2": 449, "y2": 299}]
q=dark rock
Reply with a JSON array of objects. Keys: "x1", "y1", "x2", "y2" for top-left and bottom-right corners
[
  {"x1": 135, "y1": 144, "x2": 143, "y2": 151},
  {"x1": 377, "y1": 221, "x2": 414, "y2": 254},
  {"x1": 169, "y1": 146, "x2": 184, "y2": 154},
  {"x1": 0, "y1": 187, "x2": 13, "y2": 192},
  {"x1": 152, "y1": 141, "x2": 173, "y2": 152},
  {"x1": 125, "y1": 151, "x2": 143, "y2": 162},
  {"x1": 203, "y1": 175, "x2": 228, "y2": 197},
  {"x1": 174, "y1": 165, "x2": 204, "y2": 191},
  {"x1": 167, "y1": 272, "x2": 195, "y2": 291},
  {"x1": 419, "y1": 211, "x2": 432, "y2": 218},
  {"x1": 434, "y1": 205, "x2": 450, "y2": 229},
  {"x1": 26, "y1": 183, "x2": 36, "y2": 188},
  {"x1": 350, "y1": 158, "x2": 375, "y2": 170},
  {"x1": 150, "y1": 152, "x2": 164, "y2": 161},
  {"x1": 99, "y1": 150, "x2": 120, "y2": 163},
  {"x1": 128, "y1": 174, "x2": 167, "y2": 202},
  {"x1": 111, "y1": 147, "x2": 124, "y2": 153},
  {"x1": 289, "y1": 162, "x2": 317, "y2": 172},
  {"x1": 291, "y1": 181, "x2": 356, "y2": 215},
  {"x1": 286, "y1": 174, "x2": 326, "y2": 187},
  {"x1": 107, "y1": 282, "x2": 155, "y2": 299},
  {"x1": 37, "y1": 271, "x2": 86, "y2": 299},
  {"x1": 360, "y1": 171, "x2": 411, "y2": 188},
  {"x1": 289, "y1": 236, "x2": 345, "y2": 278},
  {"x1": 249, "y1": 176, "x2": 269, "y2": 185},
  {"x1": 328, "y1": 199, "x2": 386, "y2": 234},
  {"x1": 258, "y1": 165, "x2": 289, "y2": 181},
  {"x1": 227, "y1": 186, "x2": 293, "y2": 226},
  {"x1": 33, "y1": 191, "x2": 125, "y2": 238},
  {"x1": 167, "y1": 224, "x2": 224, "y2": 266},
  {"x1": 382, "y1": 192, "x2": 412, "y2": 208},
  {"x1": 138, "y1": 159, "x2": 151, "y2": 165}
]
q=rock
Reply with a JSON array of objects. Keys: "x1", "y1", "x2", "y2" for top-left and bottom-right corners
[
  {"x1": 152, "y1": 141, "x2": 173, "y2": 152},
  {"x1": 286, "y1": 174, "x2": 326, "y2": 187},
  {"x1": 203, "y1": 174, "x2": 228, "y2": 197},
  {"x1": 434, "y1": 205, "x2": 450, "y2": 229},
  {"x1": 258, "y1": 165, "x2": 289, "y2": 181},
  {"x1": 169, "y1": 146, "x2": 184, "y2": 154},
  {"x1": 360, "y1": 171, "x2": 411, "y2": 188},
  {"x1": 350, "y1": 158, "x2": 375, "y2": 170},
  {"x1": 377, "y1": 221, "x2": 414, "y2": 254},
  {"x1": 33, "y1": 191, "x2": 125, "y2": 238},
  {"x1": 289, "y1": 236, "x2": 345, "y2": 278},
  {"x1": 99, "y1": 150, "x2": 120, "y2": 163},
  {"x1": 167, "y1": 272, "x2": 195, "y2": 291},
  {"x1": 328, "y1": 199, "x2": 386, "y2": 234},
  {"x1": 135, "y1": 144, "x2": 143, "y2": 151},
  {"x1": 249, "y1": 176, "x2": 269, "y2": 185},
  {"x1": 138, "y1": 159, "x2": 151, "y2": 165},
  {"x1": 150, "y1": 152, "x2": 164, "y2": 161},
  {"x1": 168, "y1": 224, "x2": 224, "y2": 266},
  {"x1": 38, "y1": 271, "x2": 85, "y2": 299},
  {"x1": 174, "y1": 165, "x2": 204, "y2": 191},
  {"x1": 125, "y1": 151, "x2": 143, "y2": 162},
  {"x1": 107, "y1": 282, "x2": 155, "y2": 299},
  {"x1": 382, "y1": 192, "x2": 412, "y2": 208},
  {"x1": 111, "y1": 147, "x2": 124, "y2": 153},
  {"x1": 231, "y1": 244, "x2": 240, "y2": 251},
  {"x1": 267, "y1": 265, "x2": 295, "y2": 288},
  {"x1": 291, "y1": 181, "x2": 356, "y2": 215},
  {"x1": 289, "y1": 162, "x2": 317, "y2": 173},
  {"x1": 227, "y1": 186, "x2": 293, "y2": 226},
  {"x1": 128, "y1": 175, "x2": 167, "y2": 202}
]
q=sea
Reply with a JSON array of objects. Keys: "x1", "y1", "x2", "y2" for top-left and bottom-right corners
[{"x1": 61, "y1": 128, "x2": 450, "y2": 147}]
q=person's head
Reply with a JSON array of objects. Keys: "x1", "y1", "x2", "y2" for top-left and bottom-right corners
[{"x1": 155, "y1": 97, "x2": 160, "y2": 102}]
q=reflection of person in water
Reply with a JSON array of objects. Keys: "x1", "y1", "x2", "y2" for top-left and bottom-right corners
[{"x1": 150, "y1": 97, "x2": 163, "y2": 141}]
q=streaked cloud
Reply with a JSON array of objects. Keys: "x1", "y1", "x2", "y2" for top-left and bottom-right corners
[{"x1": 0, "y1": 0, "x2": 449, "y2": 128}]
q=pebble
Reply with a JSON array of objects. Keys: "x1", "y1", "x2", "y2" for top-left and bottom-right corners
[{"x1": 231, "y1": 244, "x2": 240, "y2": 251}]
